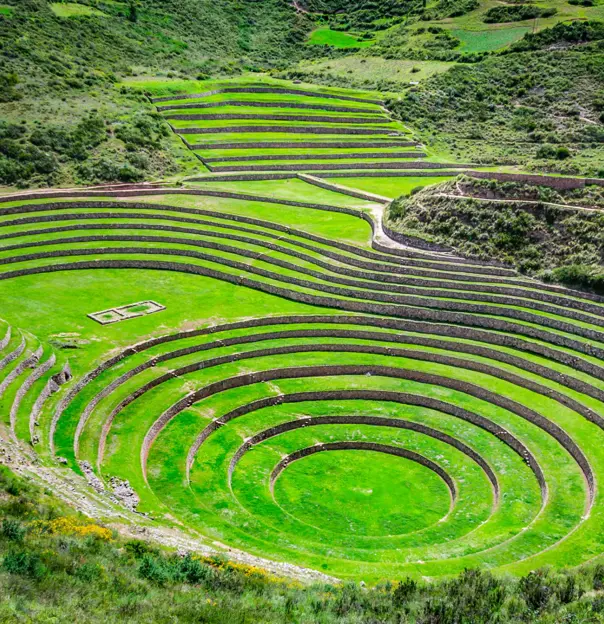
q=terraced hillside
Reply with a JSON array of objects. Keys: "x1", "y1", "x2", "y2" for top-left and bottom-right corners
[
  {"x1": 147, "y1": 78, "x2": 484, "y2": 194},
  {"x1": 1, "y1": 176, "x2": 604, "y2": 583}
]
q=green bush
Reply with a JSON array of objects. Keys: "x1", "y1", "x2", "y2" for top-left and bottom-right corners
[
  {"x1": 1, "y1": 519, "x2": 25, "y2": 543},
  {"x1": 3, "y1": 551, "x2": 47, "y2": 579},
  {"x1": 484, "y1": 5, "x2": 557, "y2": 24}
]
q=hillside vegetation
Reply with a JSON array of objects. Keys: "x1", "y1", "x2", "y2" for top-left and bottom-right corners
[
  {"x1": 386, "y1": 175, "x2": 604, "y2": 290},
  {"x1": 387, "y1": 22, "x2": 604, "y2": 175},
  {"x1": 0, "y1": 0, "x2": 312, "y2": 187}
]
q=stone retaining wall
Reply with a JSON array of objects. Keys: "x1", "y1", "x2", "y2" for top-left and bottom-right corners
[
  {"x1": 11, "y1": 258, "x2": 604, "y2": 365},
  {"x1": 7, "y1": 195, "x2": 596, "y2": 290},
  {"x1": 6, "y1": 246, "x2": 592, "y2": 339},
  {"x1": 188, "y1": 173, "x2": 299, "y2": 181},
  {"x1": 383, "y1": 221, "x2": 453, "y2": 252},
  {"x1": 176, "y1": 125, "x2": 396, "y2": 136},
  {"x1": 16, "y1": 231, "x2": 604, "y2": 321},
  {"x1": 158, "y1": 101, "x2": 381, "y2": 113},
  {"x1": 67, "y1": 330, "x2": 597, "y2": 491},
  {"x1": 29, "y1": 377, "x2": 61, "y2": 443},
  {"x1": 297, "y1": 174, "x2": 390, "y2": 203},
  {"x1": 468, "y1": 171, "x2": 604, "y2": 189},
  {"x1": 231, "y1": 414, "x2": 499, "y2": 499},
  {"x1": 174, "y1": 364, "x2": 590, "y2": 501},
  {"x1": 55, "y1": 312, "x2": 604, "y2": 458},
  {"x1": 208, "y1": 161, "x2": 459, "y2": 173},
  {"x1": 71, "y1": 321, "x2": 604, "y2": 474},
  {"x1": 0, "y1": 334, "x2": 25, "y2": 372},
  {"x1": 203, "y1": 152, "x2": 425, "y2": 163},
  {"x1": 0, "y1": 345, "x2": 42, "y2": 400},
  {"x1": 188, "y1": 141, "x2": 416, "y2": 150},
  {"x1": 167, "y1": 113, "x2": 387, "y2": 124},
  {"x1": 13, "y1": 353, "x2": 57, "y2": 441},
  {"x1": 270, "y1": 441, "x2": 457, "y2": 499},
  {"x1": 0, "y1": 326, "x2": 10, "y2": 352},
  {"x1": 151, "y1": 87, "x2": 383, "y2": 105},
  {"x1": 1, "y1": 199, "x2": 491, "y2": 270}
]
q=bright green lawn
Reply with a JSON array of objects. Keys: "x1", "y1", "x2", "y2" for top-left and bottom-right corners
[
  {"x1": 274, "y1": 450, "x2": 451, "y2": 536},
  {"x1": 327, "y1": 175, "x2": 456, "y2": 198},
  {"x1": 49, "y1": 2, "x2": 108, "y2": 17},
  {"x1": 308, "y1": 28, "x2": 374, "y2": 48}
]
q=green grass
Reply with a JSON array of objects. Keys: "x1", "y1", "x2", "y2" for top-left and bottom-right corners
[
  {"x1": 49, "y1": 2, "x2": 108, "y2": 18},
  {"x1": 308, "y1": 27, "x2": 374, "y2": 48},
  {"x1": 295, "y1": 57, "x2": 456, "y2": 90},
  {"x1": 452, "y1": 26, "x2": 531, "y2": 53},
  {"x1": 273, "y1": 449, "x2": 451, "y2": 536},
  {"x1": 327, "y1": 175, "x2": 456, "y2": 198}
]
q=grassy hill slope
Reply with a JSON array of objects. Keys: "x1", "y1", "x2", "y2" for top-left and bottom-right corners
[{"x1": 386, "y1": 175, "x2": 604, "y2": 289}]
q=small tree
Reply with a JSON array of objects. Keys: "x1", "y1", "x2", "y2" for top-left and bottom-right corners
[{"x1": 128, "y1": 1, "x2": 138, "y2": 23}]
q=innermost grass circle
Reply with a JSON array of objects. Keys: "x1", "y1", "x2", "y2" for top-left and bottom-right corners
[{"x1": 273, "y1": 449, "x2": 451, "y2": 537}]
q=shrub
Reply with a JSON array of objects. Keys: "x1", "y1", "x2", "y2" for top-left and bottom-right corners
[
  {"x1": 536, "y1": 144, "x2": 558, "y2": 159},
  {"x1": 556, "y1": 146, "x2": 571, "y2": 159},
  {"x1": 0, "y1": 73, "x2": 21, "y2": 103},
  {"x1": 393, "y1": 577, "x2": 417, "y2": 606},
  {"x1": 519, "y1": 570, "x2": 553, "y2": 612},
  {"x1": 138, "y1": 554, "x2": 173, "y2": 585},
  {"x1": 1, "y1": 519, "x2": 25, "y2": 543},
  {"x1": 484, "y1": 5, "x2": 557, "y2": 24},
  {"x1": 3, "y1": 551, "x2": 46, "y2": 579},
  {"x1": 176, "y1": 554, "x2": 213, "y2": 585}
]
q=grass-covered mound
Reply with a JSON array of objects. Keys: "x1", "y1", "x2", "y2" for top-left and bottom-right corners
[{"x1": 386, "y1": 175, "x2": 604, "y2": 289}]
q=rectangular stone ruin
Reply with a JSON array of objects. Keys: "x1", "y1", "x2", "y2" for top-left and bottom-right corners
[{"x1": 87, "y1": 301, "x2": 166, "y2": 325}]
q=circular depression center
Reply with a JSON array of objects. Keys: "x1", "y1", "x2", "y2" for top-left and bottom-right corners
[{"x1": 272, "y1": 448, "x2": 452, "y2": 537}]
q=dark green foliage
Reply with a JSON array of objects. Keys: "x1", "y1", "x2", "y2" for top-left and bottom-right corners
[
  {"x1": 300, "y1": 0, "x2": 422, "y2": 32},
  {"x1": 393, "y1": 577, "x2": 417, "y2": 605},
  {"x1": 542, "y1": 263, "x2": 604, "y2": 291},
  {"x1": 536, "y1": 144, "x2": 572, "y2": 159},
  {"x1": 483, "y1": 5, "x2": 557, "y2": 24},
  {"x1": 424, "y1": 0, "x2": 480, "y2": 19},
  {"x1": 0, "y1": 0, "x2": 313, "y2": 91},
  {"x1": 509, "y1": 19, "x2": 604, "y2": 51},
  {"x1": 0, "y1": 72, "x2": 21, "y2": 103},
  {"x1": 0, "y1": 112, "x2": 176, "y2": 186},
  {"x1": 386, "y1": 176, "x2": 604, "y2": 291},
  {"x1": 1, "y1": 519, "x2": 25, "y2": 543},
  {"x1": 519, "y1": 571, "x2": 552, "y2": 612},
  {"x1": 128, "y1": 1, "x2": 138, "y2": 23},
  {"x1": 3, "y1": 550, "x2": 46, "y2": 579},
  {"x1": 388, "y1": 24, "x2": 604, "y2": 174}
]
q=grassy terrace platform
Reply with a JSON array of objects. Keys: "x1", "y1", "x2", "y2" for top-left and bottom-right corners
[
  {"x1": 1, "y1": 177, "x2": 604, "y2": 583},
  {"x1": 139, "y1": 77, "x2": 493, "y2": 198},
  {"x1": 145, "y1": 78, "x2": 481, "y2": 188}
]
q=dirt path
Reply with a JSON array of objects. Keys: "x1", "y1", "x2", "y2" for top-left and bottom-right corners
[
  {"x1": 292, "y1": 0, "x2": 310, "y2": 13},
  {"x1": 435, "y1": 192, "x2": 601, "y2": 213}
]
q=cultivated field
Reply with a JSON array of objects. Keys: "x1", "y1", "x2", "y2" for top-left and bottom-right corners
[
  {"x1": 1, "y1": 162, "x2": 604, "y2": 581},
  {"x1": 144, "y1": 77, "x2": 489, "y2": 198}
]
